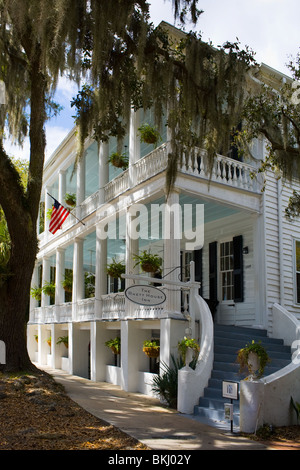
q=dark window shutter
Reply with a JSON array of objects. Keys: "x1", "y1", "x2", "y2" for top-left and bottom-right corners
[
  {"x1": 194, "y1": 248, "x2": 203, "y2": 296},
  {"x1": 209, "y1": 242, "x2": 218, "y2": 301},
  {"x1": 233, "y1": 235, "x2": 244, "y2": 302}
]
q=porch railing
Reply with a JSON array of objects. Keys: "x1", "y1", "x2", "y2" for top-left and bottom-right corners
[{"x1": 103, "y1": 142, "x2": 261, "y2": 203}]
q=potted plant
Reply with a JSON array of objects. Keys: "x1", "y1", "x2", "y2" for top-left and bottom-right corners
[
  {"x1": 105, "y1": 337, "x2": 121, "y2": 355},
  {"x1": 237, "y1": 340, "x2": 270, "y2": 379},
  {"x1": 64, "y1": 192, "x2": 76, "y2": 207},
  {"x1": 133, "y1": 250, "x2": 162, "y2": 275},
  {"x1": 30, "y1": 286, "x2": 42, "y2": 301},
  {"x1": 42, "y1": 281, "x2": 56, "y2": 297},
  {"x1": 46, "y1": 207, "x2": 53, "y2": 220},
  {"x1": 106, "y1": 258, "x2": 126, "y2": 279},
  {"x1": 56, "y1": 336, "x2": 68, "y2": 348},
  {"x1": 138, "y1": 123, "x2": 161, "y2": 147},
  {"x1": 108, "y1": 152, "x2": 128, "y2": 170},
  {"x1": 34, "y1": 334, "x2": 38, "y2": 343},
  {"x1": 143, "y1": 339, "x2": 160, "y2": 358},
  {"x1": 62, "y1": 271, "x2": 73, "y2": 293},
  {"x1": 178, "y1": 337, "x2": 200, "y2": 364},
  {"x1": 46, "y1": 336, "x2": 51, "y2": 348}
]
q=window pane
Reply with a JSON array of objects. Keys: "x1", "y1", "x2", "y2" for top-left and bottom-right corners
[{"x1": 296, "y1": 241, "x2": 300, "y2": 272}]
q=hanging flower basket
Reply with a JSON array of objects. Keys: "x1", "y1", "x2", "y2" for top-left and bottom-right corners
[
  {"x1": 143, "y1": 340, "x2": 160, "y2": 358},
  {"x1": 133, "y1": 250, "x2": 162, "y2": 275},
  {"x1": 108, "y1": 152, "x2": 128, "y2": 170},
  {"x1": 138, "y1": 123, "x2": 161, "y2": 147},
  {"x1": 106, "y1": 259, "x2": 126, "y2": 279},
  {"x1": 64, "y1": 193, "x2": 76, "y2": 207}
]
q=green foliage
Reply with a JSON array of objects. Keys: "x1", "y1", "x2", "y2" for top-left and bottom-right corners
[
  {"x1": 64, "y1": 193, "x2": 76, "y2": 207},
  {"x1": 106, "y1": 259, "x2": 126, "y2": 279},
  {"x1": 108, "y1": 152, "x2": 129, "y2": 170},
  {"x1": 133, "y1": 250, "x2": 162, "y2": 274},
  {"x1": 237, "y1": 340, "x2": 270, "y2": 378},
  {"x1": 178, "y1": 337, "x2": 200, "y2": 364},
  {"x1": 30, "y1": 286, "x2": 42, "y2": 301},
  {"x1": 62, "y1": 270, "x2": 73, "y2": 293},
  {"x1": 138, "y1": 123, "x2": 161, "y2": 147},
  {"x1": 151, "y1": 355, "x2": 184, "y2": 409},
  {"x1": 143, "y1": 339, "x2": 160, "y2": 348},
  {"x1": 105, "y1": 337, "x2": 121, "y2": 354},
  {"x1": 56, "y1": 336, "x2": 68, "y2": 348}
]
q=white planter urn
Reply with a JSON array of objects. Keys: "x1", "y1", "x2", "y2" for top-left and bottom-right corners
[{"x1": 247, "y1": 351, "x2": 260, "y2": 380}]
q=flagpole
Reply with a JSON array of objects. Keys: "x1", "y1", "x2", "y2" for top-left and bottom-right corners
[{"x1": 47, "y1": 192, "x2": 85, "y2": 226}]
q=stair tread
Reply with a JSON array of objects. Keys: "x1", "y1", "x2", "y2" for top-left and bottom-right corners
[{"x1": 194, "y1": 324, "x2": 292, "y2": 428}]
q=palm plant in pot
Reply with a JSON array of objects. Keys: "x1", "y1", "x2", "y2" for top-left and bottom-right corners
[
  {"x1": 56, "y1": 335, "x2": 68, "y2": 348},
  {"x1": 105, "y1": 337, "x2": 121, "y2": 355},
  {"x1": 237, "y1": 340, "x2": 270, "y2": 379}
]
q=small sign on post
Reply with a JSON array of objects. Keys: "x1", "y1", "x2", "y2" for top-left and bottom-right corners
[{"x1": 222, "y1": 380, "x2": 239, "y2": 433}]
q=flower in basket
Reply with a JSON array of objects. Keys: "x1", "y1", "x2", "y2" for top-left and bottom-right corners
[
  {"x1": 133, "y1": 250, "x2": 162, "y2": 275},
  {"x1": 106, "y1": 258, "x2": 126, "y2": 279},
  {"x1": 143, "y1": 339, "x2": 160, "y2": 358},
  {"x1": 108, "y1": 152, "x2": 128, "y2": 170},
  {"x1": 138, "y1": 123, "x2": 161, "y2": 147},
  {"x1": 64, "y1": 192, "x2": 76, "y2": 207}
]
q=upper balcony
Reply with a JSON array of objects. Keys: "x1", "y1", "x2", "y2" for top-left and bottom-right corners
[{"x1": 104, "y1": 142, "x2": 262, "y2": 204}]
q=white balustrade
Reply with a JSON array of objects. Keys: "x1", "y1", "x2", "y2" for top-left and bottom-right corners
[
  {"x1": 104, "y1": 171, "x2": 129, "y2": 202},
  {"x1": 76, "y1": 297, "x2": 96, "y2": 321},
  {"x1": 181, "y1": 147, "x2": 260, "y2": 193},
  {"x1": 101, "y1": 293, "x2": 126, "y2": 319}
]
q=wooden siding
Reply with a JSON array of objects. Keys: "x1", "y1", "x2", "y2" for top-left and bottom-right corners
[{"x1": 200, "y1": 212, "x2": 257, "y2": 327}]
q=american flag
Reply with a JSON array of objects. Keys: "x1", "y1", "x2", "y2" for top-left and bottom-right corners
[{"x1": 49, "y1": 199, "x2": 70, "y2": 234}]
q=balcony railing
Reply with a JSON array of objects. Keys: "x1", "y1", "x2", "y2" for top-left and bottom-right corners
[{"x1": 103, "y1": 143, "x2": 261, "y2": 203}]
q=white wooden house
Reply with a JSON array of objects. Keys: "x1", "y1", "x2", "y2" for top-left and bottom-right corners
[{"x1": 27, "y1": 26, "x2": 300, "y2": 432}]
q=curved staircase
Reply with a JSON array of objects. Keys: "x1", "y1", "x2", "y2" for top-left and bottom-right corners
[{"x1": 193, "y1": 324, "x2": 292, "y2": 430}]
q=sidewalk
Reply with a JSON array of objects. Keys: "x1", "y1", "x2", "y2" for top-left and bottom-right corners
[{"x1": 40, "y1": 366, "x2": 270, "y2": 451}]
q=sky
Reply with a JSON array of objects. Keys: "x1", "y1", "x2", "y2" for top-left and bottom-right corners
[{"x1": 4, "y1": 0, "x2": 300, "y2": 162}]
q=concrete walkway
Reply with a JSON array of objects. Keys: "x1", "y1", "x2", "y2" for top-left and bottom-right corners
[{"x1": 40, "y1": 366, "x2": 270, "y2": 451}]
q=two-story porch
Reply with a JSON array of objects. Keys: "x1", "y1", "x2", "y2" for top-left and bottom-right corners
[{"x1": 28, "y1": 125, "x2": 264, "y2": 392}]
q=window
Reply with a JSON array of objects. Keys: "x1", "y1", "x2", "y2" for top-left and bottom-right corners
[
  {"x1": 295, "y1": 240, "x2": 300, "y2": 303},
  {"x1": 220, "y1": 241, "x2": 234, "y2": 301}
]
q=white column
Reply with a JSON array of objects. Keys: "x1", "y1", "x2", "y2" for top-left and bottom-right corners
[
  {"x1": 252, "y1": 212, "x2": 266, "y2": 328},
  {"x1": 72, "y1": 237, "x2": 84, "y2": 320},
  {"x1": 44, "y1": 187, "x2": 51, "y2": 235},
  {"x1": 30, "y1": 265, "x2": 39, "y2": 311},
  {"x1": 163, "y1": 190, "x2": 181, "y2": 316},
  {"x1": 76, "y1": 154, "x2": 86, "y2": 218},
  {"x1": 95, "y1": 225, "x2": 107, "y2": 318},
  {"x1": 99, "y1": 142, "x2": 109, "y2": 205},
  {"x1": 55, "y1": 248, "x2": 65, "y2": 305},
  {"x1": 41, "y1": 257, "x2": 50, "y2": 307},
  {"x1": 120, "y1": 320, "x2": 139, "y2": 392},
  {"x1": 58, "y1": 169, "x2": 66, "y2": 204},
  {"x1": 125, "y1": 207, "x2": 139, "y2": 316},
  {"x1": 129, "y1": 108, "x2": 140, "y2": 187}
]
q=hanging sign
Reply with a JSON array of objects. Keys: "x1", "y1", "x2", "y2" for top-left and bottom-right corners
[{"x1": 125, "y1": 284, "x2": 166, "y2": 306}]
